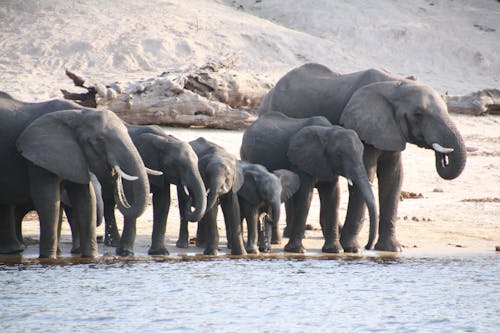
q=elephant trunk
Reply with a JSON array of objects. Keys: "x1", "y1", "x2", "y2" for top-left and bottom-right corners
[
  {"x1": 110, "y1": 151, "x2": 149, "y2": 219},
  {"x1": 267, "y1": 198, "x2": 281, "y2": 226},
  {"x1": 351, "y1": 166, "x2": 378, "y2": 250},
  {"x1": 206, "y1": 174, "x2": 224, "y2": 210},
  {"x1": 182, "y1": 174, "x2": 207, "y2": 222},
  {"x1": 433, "y1": 123, "x2": 467, "y2": 180}
]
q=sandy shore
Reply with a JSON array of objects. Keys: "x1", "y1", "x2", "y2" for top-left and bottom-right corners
[{"x1": 13, "y1": 113, "x2": 499, "y2": 260}]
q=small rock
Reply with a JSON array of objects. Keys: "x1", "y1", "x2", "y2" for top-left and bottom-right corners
[
  {"x1": 96, "y1": 235, "x2": 104, "y2": 243},
  {"x1": 412, "y1": 216, "x2": 419, "y2": 222},
  {"x1": 403, "y1": 216, "x2": 408, "y2": 221},
  {"x1": 433, "y1": 188, "x2": 444, "y2": 193},
  {"x1": 496, "y1": 245, "x2": 500, "y2": 252},
  {"x1": 305, "y1": 224, "x2": 314, "y2": 231}
]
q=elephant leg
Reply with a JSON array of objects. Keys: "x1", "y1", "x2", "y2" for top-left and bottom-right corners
[
  {"x1": 103, "y1": 198, "x2": 120, "y2": 247},
  {"x1": 243, "y1": 203, "x2": 259, "y2": 254},
  {"x1": 65, "y1": 182, "x2": 98, "y2": 258},
  {"x1": 341, "y1": 147, "x2": 379, "y2": 253},
  {"x1": 282, "y1": 200, "x2": 293, "y2": 238},
  {"x1": 14, "y1": 203, "x2": 32, "y2": 247},
  {"x1": 221, "y1": 192, "x2": 247, "y2": 256},
  {"x1": 62, "y1": 205, "x2": 81, "y2": 254},
  {"x1": 374, "y1": 151, "x2": 403, "y2": 252},
  {"x1": 284, "y1": 175, "x2": 314, "y2": 253},
  {"x1": 203, "y1": 206, "x2": 219, "y2": 255},
  {"x1": 116, "y1": 215, "x2": 137, "y2": 256},
  {"x1": 317, "y1": 179, "x2": 342, "y2": 253},
  {"x1": 149, "y1": 189, "x2": 171, "y2": 255},
  {"x1": 196, "y1": 216, "x2": 208, "y2": 248},
  {"x1": 28, "y1": 165, "x2": 61, "y2": 259},
  {"x1": 0, "y1": 205, "x2": 24, "y2": 254},
  {"x1": 176, "y1": 187, "x2": 190, "y2": 248}
]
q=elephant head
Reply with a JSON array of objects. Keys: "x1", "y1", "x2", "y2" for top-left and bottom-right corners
[
  {"x1": 340, "y1": 80, "x2": 467, "y2": 180},
  {"x1": 135, "y1": 132, "x2": 207, "y2": 222},
  {"x1": 238, "y1": 161, "x2": 300, "y2": 225},
  {"x1": 191, "y1": 137, "x2": 244, "y2": 211},
  {"x1": 17, "y1": 108, "x2": 150, "y2": 219},
  {"x1": 287, "y1": 125, "x2": 379, "y2": 249}
]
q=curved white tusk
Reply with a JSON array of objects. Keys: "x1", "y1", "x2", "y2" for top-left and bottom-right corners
[
  {"x1": 183, "y1": 185, "x2": 190, "y2": 196},
  {"x1": 116, "y1": 173, "x2": 131, "y2": 209},
  {"x1": 432, "y1": 143, "x2": 454, "y2": 154},
  {"x1": 347, "y1": 178, "x2": 353, "y2": 187},
  {"x1": 146, "y1": 167, "x2": 163, "y2": 176},
  {"x1": 206, "y1": 188, "x2": 211, "y2": 196},
  {"x1": 114, "y1": 165, "x2": 139, "y2": 181}
]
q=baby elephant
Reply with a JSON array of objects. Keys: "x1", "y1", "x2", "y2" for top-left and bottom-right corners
[
  {"x1": 177, "y1": 137, "x2": 246, "y2": 256},
  {"x1": 240, "y1": 112, "x2": 378, "y2": 254},
  {"x1": 237, "y1": 160, "x2": 300, "y2": 254}
]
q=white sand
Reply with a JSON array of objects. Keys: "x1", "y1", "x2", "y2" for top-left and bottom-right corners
[{"x1": 1, "y1": 0, "x2": 498, "y2": 258}]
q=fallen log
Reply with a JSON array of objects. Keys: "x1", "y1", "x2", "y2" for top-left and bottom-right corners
[
  {"x1": 62, "y1": 58, "x2": 272, "y2": 130},
  {"x1": 444, "y1": 89, "x2": 500, "y2": 116}
]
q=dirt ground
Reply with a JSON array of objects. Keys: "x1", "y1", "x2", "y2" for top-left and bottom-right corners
[{"x1": 15, "y1": 113, "x2": 499, "y2": 260}]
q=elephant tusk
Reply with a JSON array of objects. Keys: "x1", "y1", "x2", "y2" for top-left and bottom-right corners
[
  {"x1": 114, "y1": 165, "x2": 139, "y2": 181},
  {"x1": 116, "y1": 173, "x2": 132, "y2": 209},
  {"x1": 146, "y1": 167, "x2": 163, "y2": 176},
  {"x1": 183, "y1": 185, "x2": 190, "y2": 196},
  {"x1": 432, "y1": 143, "x2": 454, "y2": 154},
  {"x1": 347, "y1": 178, "x2": 353, "y2": 187},
  {"x1": 206, "y1": 188, "x2": 211, "y2": 196}
]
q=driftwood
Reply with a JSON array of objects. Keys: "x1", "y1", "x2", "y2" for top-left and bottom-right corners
[
  {"x1": 62, "y1": 57, "x2": 272, "y2": 130},
  {"x1": 444, "y1": 89, "x2": 500, "y2": 116}
]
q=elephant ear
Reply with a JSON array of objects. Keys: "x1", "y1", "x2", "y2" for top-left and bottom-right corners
[
  {"x1": 340, "y1": 81, "x2": 406, "y2": 152},
  {"x1": 287, "y1": 126, "x2": 334, "y2": 181},
  {"x1": 273, "y1": 169, "x2": 300, "y2": 203},
  {"x1": 17, "y1": 111, "x2": 90, "y2": 184},
  {"x1": 238, "y1": 170, "x2": 261, "y2": 205},
  {"x1": 232, "y1": 160, "x2": 244, "y2": 193}
]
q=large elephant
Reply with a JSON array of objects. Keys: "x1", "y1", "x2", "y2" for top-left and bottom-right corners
[
  {"x1": 103, "y1": 124, "x2": 207, "y2": 256},
  {"x1": 237, "y1": 160, "x2": 300, "y2": 254},
  {"x1": 0, "y1": 92, "x2": 150, "y2": 258},
  {"x1": 240, "y1": 112, "x2": 378, "y2": 253},
  {"x1": 177, "y1": 137, "x2": 246, "y2": 255},
  {"x1": 259, "y1": 63, "x2": 467, "y2": 252}
]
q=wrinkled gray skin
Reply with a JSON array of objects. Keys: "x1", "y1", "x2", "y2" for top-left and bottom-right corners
[
  {"x1": 259, "y1": 63, "x2": 467, "y2": 252},
  {"x1": 177, "y1": 137, "x2": 246, "y2": 256},
  {"x1": 241, "y1": 112, "x2": 378, "y2": 254},
  {"x1": 0, "y1": 92, "x2": 149, "y2": 258},
  {"x1": 103, "y1": 124, "x2": 207, "y2": 256},
  {"x1": 237, "y1": 160, "x2": 300, "y2": 254}
]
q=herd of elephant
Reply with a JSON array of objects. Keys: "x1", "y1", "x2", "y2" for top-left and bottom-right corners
[{"x1": 0, "y1": 63, "x2": 467, "y2": 259}]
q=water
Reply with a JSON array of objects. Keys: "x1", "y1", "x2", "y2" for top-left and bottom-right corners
[{"x1": 1, "y1": 254, "x2": 498, "y2": 333}]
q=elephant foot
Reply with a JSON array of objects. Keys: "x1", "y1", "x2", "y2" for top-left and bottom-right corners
[
  {"x1": 322, "y1": 241, "x2": 343, "y2": 254},
  {"x1": 340, "y1": 235, "x2": 362, "y2": 253},
  {"x1": 0, "y1": 240, "x2": 25, "y2": 254},
  {"x1": 116, "y1": 247, "x2": 134, "y2": 257},
  {"x1": 176, "y1": 239, "x2": 189, "y2": 249},
  {"x1": 284, "y1": 240, "x2": 305, "y2": 253},
  {"x1": 203, "y1": 248, "x2": 218, "y2": 256},
  {"x1": 374, "y1": 237, "x2": 402, "y2": 252},
  {"x1": 271, "y1": 233, "x2": 281, "y2": 245},
  {"x1": 148, "y1": 247, "x2": 169, "y2": 255},
  {"x1": 231, "y1": 246, "x2": 247, "y2": 256},
  {"x1": 196, "y1": 240, "x2": 207, "y2": 248},
  {"x1": 245, "y1": 246, "x2": 259, "y2": 254},
  {"x1": 259, "y1": 245, "x2": 271, "y2": 253}
]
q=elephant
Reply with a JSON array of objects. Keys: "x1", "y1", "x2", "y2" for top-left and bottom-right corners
[
  {"x1": 177, "y1": 137, "x2": 246, "y2": 256},
  {"x1": 237, "y1": 160, "x2": 300, "y2": 254},
  {"x1": 103, "y1": 124, "x2": 207, "y2": 256},
  {"x1": 0, "y1": 92, "x2": 150, "y2": 258},
  {"x1": 259, "y1": 63, "x2": 467, "y2": 252},
  {"x1": 240, "y1": 112, "x2": 378, "y2": 254}
]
